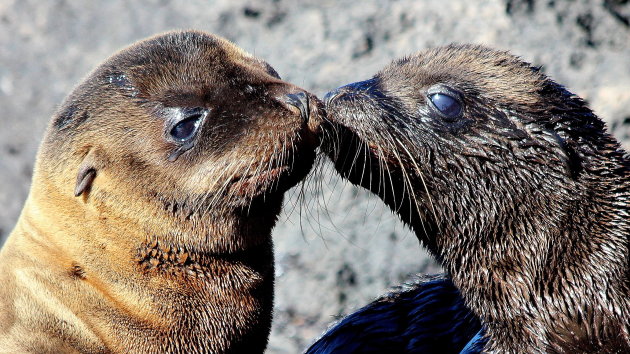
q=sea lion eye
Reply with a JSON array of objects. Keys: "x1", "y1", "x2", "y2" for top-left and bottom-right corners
[
  {"x1": 428, "y1": 93, "x2": 462, "y2": 119},
  {"x1": 170, "y1": 114, "x2": 202, "y2": 141}
]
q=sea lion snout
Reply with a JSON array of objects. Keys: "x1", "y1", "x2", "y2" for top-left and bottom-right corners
[
  {"x1": 324, "y1": 78, "x2": 381, "y2": 107},
  {"x1": 274, "y1": 88, "x2": 323, "y2": 143},
  {"x1": 285, "y1": 92, "x2": 310, "y2": 122}
]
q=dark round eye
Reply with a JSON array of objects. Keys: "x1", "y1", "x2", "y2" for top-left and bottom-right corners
[
  {"x1": 170, "y1": 114, "x2": 202, "y2": 141},
  {"x1": 429, "y1": 93, "x2": 462, "y2": 118}
]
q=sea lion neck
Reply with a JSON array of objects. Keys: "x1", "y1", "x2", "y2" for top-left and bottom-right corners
[{"x1": 439, "y1": 178, "x2": 630, "y2": 350}]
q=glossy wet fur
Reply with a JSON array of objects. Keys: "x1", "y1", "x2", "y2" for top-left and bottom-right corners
[{"x1": 319, "y1": 45, "x2": 630, "y2": 352}]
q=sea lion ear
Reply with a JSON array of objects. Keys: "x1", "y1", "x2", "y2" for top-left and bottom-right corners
[{"x1": 74, "y1": 149, "x2": 101, "y2": 197}]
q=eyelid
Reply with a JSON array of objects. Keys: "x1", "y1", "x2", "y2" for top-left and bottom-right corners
[
  {"x1": 426, "y1": 85, "x2": 462, "y2": 100},
  {"x1": 165, "y1": 108, "x2": 209, "y2": 162}
]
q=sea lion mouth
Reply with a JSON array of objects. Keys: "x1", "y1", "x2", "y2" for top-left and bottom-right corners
[
  {"x1": 226, "y1": 93, "x2": 322, "y2": 198},
  {"x1": 227, "y1": 142, "x2": 317, "y2": 198},
  {"x1": 321, "y1": 120, "x2": 375, "y2": 183},
  {"x1": 229, "y1": 165, "x2": 289, "y2": 195}
]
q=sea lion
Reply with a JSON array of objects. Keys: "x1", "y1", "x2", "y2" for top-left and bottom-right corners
[
  {"x1": 0, "y1": 30, "x2": 321, "y2": 353},
  {"x1": 312, "y1": 45, "x2": 629, "y2": 352}
]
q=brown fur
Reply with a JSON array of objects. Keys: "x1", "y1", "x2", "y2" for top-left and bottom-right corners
[
  {"x1": 0, "y1": 31, "x2": 321, "y2": 353},
  {"x1": 321, "y1": 44, "x2": 629, "y2": 352}
]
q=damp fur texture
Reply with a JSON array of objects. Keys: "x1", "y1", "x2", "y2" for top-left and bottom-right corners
[{"x1": 315, "y1": 44, "x2": 629, "y2": 353}]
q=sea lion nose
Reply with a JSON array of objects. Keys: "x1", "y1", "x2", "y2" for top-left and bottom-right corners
[
  {"x1": 324, "y1": 78, "x2": 380, "y2": 107},
  {"x1": 285, "y1": 92, "x2": 310, "y2": 122}
]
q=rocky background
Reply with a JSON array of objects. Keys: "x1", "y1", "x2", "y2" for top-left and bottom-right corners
[{"x1": 1, "y1": 0, "x2": 629, "y2": 352}]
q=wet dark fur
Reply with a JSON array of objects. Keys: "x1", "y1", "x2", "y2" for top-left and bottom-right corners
[{"x1": 315, "y1": 45, "x2": 630, "y2": 352}]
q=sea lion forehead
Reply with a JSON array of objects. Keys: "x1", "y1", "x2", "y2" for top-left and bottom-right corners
[
  {"x1": 378, "y1": 44, "x2": 547, "y2": 107},
  {"x1": 119, "y1": 30, "x2": 258, "y2": 70},
  {"x1": 101, "y1": 31, "x2": 272, "y2": 100},
  {"x1": 50, "y1": 30, "x2": 282, "y2": 136}
]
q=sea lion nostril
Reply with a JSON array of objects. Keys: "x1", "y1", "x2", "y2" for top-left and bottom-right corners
[
  {"x1": 323, "y1": 89, "x2": 341, "y2": 106},
  {"x1": 285, "y1": 92, "x2": 310, "y2": 122}
]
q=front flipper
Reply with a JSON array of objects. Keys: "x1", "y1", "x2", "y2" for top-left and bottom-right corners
[{"x1": 306, "y1": 276, "x2": 482, "y2": 354}]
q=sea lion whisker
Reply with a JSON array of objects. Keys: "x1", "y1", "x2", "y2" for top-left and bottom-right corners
[
  {"x1": 266, "y1": 137, "x2": 282, "y2": 192},
  {"x1": 309, "y1": 157, "x2": 343, "y2": 238},
  {"x1": 331, "y1": 117, "x2": 345, "y2": 163},
  {"x1": 329, "y1": 120, "x2": 342, "y2": 162},
  {"x1": 387, "y1": 136, "x2": 421, "y2": 223},
  {"x1": 348, "y1": 133, "x2": 367, "y2": 184},
  {"x1": 206, "y1": 163, "x2": 242, "y2": 208},
  {"x1": 286, "y1": 173, "x2": 310, "y2": 222},
  {"x1": 388, "y1": 139, "x2": 415, "y2": 216},
  {"x1": 273, "y1": 131, "x2": 284, "y2": 168},
  {"x1": 355, "y1": 136, "x2": 371, "y2": 190},
  {"x1": 285, "y1": 131, "x2": 298, "y2": 186},
  {"x1": 285, "y1": 158, "x2": 312, "y2": 228},
  {"x1": 395, "y1": 138, "x2": 442, "y2": 234},
  {"x1": 373, "y1": 141, "x2": 388, "y2": 203},
  {"x1": 384, "y1": 139, "x2": 407, "y2": 214},
  {"x1": 331, "y1": 132, "x2": 358, "y2": 195},
  {"x1": 379, "y1": 138, "x2": 398, "y2": 208},
  {"x1": 307, "y1": 157, "x2": 340, "y2": 236},
  {"x1": 336, "y1": 123, "x2": 355, "y2": 172}
]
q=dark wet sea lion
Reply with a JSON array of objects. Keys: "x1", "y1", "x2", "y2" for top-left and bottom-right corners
[
  {"x1": 0, "y1": 30, "x2": 321, "y2": 353},
  {"x1": 312, "y1": 44, "x2": 629, "y2": 352}
]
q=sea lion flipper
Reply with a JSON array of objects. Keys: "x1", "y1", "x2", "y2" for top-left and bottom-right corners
[{"x1": 74, "y1": 150, "x2": 99, "y2": 197}]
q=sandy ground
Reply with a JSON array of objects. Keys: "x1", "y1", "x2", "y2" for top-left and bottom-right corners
[{"x1": 1, "y1": 0, "x2": 629, "y2": 352}]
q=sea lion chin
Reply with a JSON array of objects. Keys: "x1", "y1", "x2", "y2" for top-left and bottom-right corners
[
  {"x1": 316, "y1": 44, "x2": 629, "y2": 352},
  {"x1": 0, "y1": 30, "x2": 322, "y2": 353}
]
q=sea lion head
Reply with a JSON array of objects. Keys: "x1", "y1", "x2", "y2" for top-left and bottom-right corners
[
  {"x1": 34, "y1": 30, "x2": 321, "y2": 252},
  {"x1": 322, "y1": 44, "x2": 627, "y2": 269}
]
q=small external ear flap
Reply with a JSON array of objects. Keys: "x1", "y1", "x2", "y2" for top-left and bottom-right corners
[
  {"x1": 74, "y1": 166, "x2": 96, "y2": 197},
  {"x1": 74, "y1": 149, "x2": 102, "y2": 197}
]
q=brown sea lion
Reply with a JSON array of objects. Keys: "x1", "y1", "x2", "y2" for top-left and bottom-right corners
[
  {"x1": 313, "y1": 45, "x2": 629, "y2": 352},
  {"x1": 0, "y1": 30, "x2": 321, "y2": 353}
]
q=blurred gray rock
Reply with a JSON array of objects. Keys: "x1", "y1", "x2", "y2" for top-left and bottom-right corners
[{"x1": 1, "y1": 0, "x2": 628, "y2": 352}]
